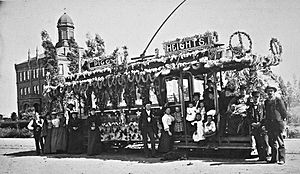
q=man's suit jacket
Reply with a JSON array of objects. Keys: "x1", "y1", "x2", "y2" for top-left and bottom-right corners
[{"x1": 138, "y1": 109, "x2": 158, "y2": 134}]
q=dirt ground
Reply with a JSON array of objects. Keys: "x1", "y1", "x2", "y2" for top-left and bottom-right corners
[{"x1": 1, "y1": 138, "x2": 300, "y2": 174}]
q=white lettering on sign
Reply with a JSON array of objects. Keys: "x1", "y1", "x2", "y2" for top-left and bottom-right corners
[{"x1": 163, "y1": 32, "x2": 216, "y2": 56}]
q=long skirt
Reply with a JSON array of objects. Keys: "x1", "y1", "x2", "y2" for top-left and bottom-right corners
[
  {"x1": 158, "y1": 130, "x2": 173, "y2": 153},
  {"x1": 56, "y1": 127, "x2": 67, "y2": 152},
  {"x1": 68, "y1": 129, "x2": 83, "y2": 154},
  {"x1": 87, "y1": 129, "x2": 101, "y2": 156},
  {"x1": 44, "y1": 129, "x2": 52, "y2": 154},
  {"x1": 51, "y1": 127, "x2": 59, "y2": 153}
]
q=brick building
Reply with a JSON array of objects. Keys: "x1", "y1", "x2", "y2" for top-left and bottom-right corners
[{"x1": 15, "y1": 13, "x2": 77, "y2": 116}]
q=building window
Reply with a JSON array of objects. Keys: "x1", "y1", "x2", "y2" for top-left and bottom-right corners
[
  {"x1": 19, "y1": 72, "x2": 22, "y2": 82},
  {"x1": 23, "y1": 71, "x2": 26, "y2": 81},
  {"x1": 36, "y1": 69, "x2": 39, "y2": 78},
  {"x1": 28, "y1": 87, "x2": 30, "y2": 94},
  {"x1": 27, "y1": 70, "x2": 30, "y2": 80},
  {"x1": 24, "y1": 88, "x2": 27, "y2": 95},
  {"x1": 20, "y1": 88, "x2": 23, "y2": 96},
  {"x1": 32, "y1": 69, "x2": 35, "y2": 79},
  {"x1": 37, "y1": 86, "x2": 39, "y2": 94},
  {"x1": 58, "y1": 64, "x2": 64, "y2": 75},
  {"x1": 33, "y1": 86, "x2": 36, "y2": 94},
  {"x1": 42, "y1": 68, "x2": 45, "y2": 77}
]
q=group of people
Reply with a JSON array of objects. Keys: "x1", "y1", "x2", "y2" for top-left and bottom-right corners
[
  {"x1": 138, "y1": 100, "x2": 217, "y2": 158},
  {"x1": 138, "y1": 84, "x2": 287, "y2": 165},
  {"x1": 27, "y1": 82, "x2": 287, "y2": 164},
  {"x1": 27, "y1": 105, "x2": 102, "y2": 156},
  {"x1": 207, "y1": 83, "x2": 287, "y2": 165}
]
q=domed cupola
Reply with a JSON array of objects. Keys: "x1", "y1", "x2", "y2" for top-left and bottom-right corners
[{"x1": 56, "y1": 12, "x2": 75, "y2": 48}]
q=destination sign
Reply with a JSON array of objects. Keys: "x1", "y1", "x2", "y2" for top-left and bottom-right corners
[
  {"x1": 88, "y1": 57, "x2": 116, "y2": 70},
  {"x1": 163, "y1": 32, "x2": 218, "y2": 56}
]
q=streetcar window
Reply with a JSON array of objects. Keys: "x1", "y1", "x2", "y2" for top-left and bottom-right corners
[{"x1": 166, "y1": 78, "x2": 180, "y2": 103}]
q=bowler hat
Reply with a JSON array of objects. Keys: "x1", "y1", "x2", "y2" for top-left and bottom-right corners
[
  {"x1": 251, "y1": 91, "x2": 260, "y2": 96},
  {"x1": 71, "y1": 111, "x2": 79, "y2": 114},
  {"x1": 193, "y1": 92, "x2": 200, "y2": 97},
  {"x1": 264, "y1": 86, "x2": 277, "y2": 92}
]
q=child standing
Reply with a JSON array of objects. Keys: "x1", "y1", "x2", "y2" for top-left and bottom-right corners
[
  {"x1": 186, "y1": 102, "x2": 197, "y2": 135},
  {"x1": 191, "y1": 113, "x2": 205, "y2": 142},
  {"x1": 173, "y1": 107, "x2": 183, "y2": 134}
]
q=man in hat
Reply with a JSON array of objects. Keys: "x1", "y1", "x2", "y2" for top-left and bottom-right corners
[
  {"x1": 27, "y1": 107, "x2": 44, "y2": 155},
  {"x1": 193, "y1": 92, "x2": 201, "y2": 110},
  {"x1": 138, "y1": 101, "x2": 158, "y2": 157},
  {"x1": 264, "y1": 86, "x2": 287, "y2": 164},
  {"x1": 203, "y1": 80, "x2": 214, "y2": 102},
  {"x1": 248, "y1": 91, "x2": 268, "y2": 161}
]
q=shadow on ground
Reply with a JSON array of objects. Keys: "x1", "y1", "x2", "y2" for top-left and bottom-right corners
[
  {"x1": 4, "y1": 148, "x2": 263, "y2": 165},
  {"x1": 4, "y1": 149, "x2": 182, "y2": 163}
]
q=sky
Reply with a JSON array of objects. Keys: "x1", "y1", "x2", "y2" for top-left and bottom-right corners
[{"x1": 0, "y1": 0, "x2": 300, "y2": 116}]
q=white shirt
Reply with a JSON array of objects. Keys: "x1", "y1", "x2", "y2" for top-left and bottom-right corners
[
  {"x1": 27, "y1": 115, "x2": 44, "y2": 130},
  {"x1": 191, "y1": 120, "x2": 205, "y2": 142},
  {"x1": 162, "y1": 114, "x2": 175, "y2": 131},
  {"x1": 186, "y1": 107, "x2": 196, "y2": 121},
  {"x1": 64, "y1": 108, "x2": 72, "y2": 125},
  {"x1": 146, "y1": 110, "x2": 151, "y2": 122},
  {"x1": 51, "y1": 118, "x2": 60, "y2": 128},
  {"x1": 204, "y1": 121, "x2": 216, "y2": 134}
]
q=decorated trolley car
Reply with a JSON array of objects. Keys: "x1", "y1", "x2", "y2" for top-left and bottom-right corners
[{"x1": 54, "y1": 31, "x2": 282, "y2": 156}]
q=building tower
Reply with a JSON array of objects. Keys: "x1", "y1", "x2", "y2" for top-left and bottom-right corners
[
  {"x1": 55, "y1": 12, "x2": 75, "y2": 48},
  {"x1": 55, "y1": 12, "x2": 75, "y2": 76}
]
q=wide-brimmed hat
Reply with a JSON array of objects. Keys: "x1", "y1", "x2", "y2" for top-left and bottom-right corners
[
  {"x1": 264, "y1": 86, "x2": 277, "y2": 92},
  {"x1": 207, "y1": 110, "x2": 216, "y2": 116},
  {"x1": 251, "y1": 91, "x2": 260, "y2": 96},
  {"x1": 193, "y1": 92, "x2": 200, "y2": 97},
  {"x1": 51, "y1": 112, "x2": 58, "y2": 115},
  {"x1": 224, "y1": 86, "x2": 235, "y2": 92},
  {"x1": 71, "y1": 111, "x2": 79, "y2": 114}
]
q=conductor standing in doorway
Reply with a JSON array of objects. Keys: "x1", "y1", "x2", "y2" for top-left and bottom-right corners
[{"x1": 138, "y1": 101, "x2": 158, "y2": 157}]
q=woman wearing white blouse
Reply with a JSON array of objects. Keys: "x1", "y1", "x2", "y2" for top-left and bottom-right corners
[{"x1": 158, "y1": 107, "x2": 175, "y2": 153}]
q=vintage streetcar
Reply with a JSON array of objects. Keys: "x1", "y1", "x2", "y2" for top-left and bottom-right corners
[{"x1": 49, "y1": 31, "x2": 283, "y2": 157}]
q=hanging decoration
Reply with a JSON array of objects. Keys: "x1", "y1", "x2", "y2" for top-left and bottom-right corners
[{"x1": 229, "y1": 31, "x2": 252, "y2": 58}]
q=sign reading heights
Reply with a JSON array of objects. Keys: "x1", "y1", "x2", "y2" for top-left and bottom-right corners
[{"x1": 163, "y1": 31, "x2": 218, "y2": 56}]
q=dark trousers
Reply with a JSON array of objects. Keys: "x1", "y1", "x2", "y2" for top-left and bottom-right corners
[
  {"x1": 34, "y1": 133, "x2": 44, "y2": 155},
  {"x1": 141, "y1": 127, "x2": 156, "y2": 156},
  {"x1": 186, "y1": 121, "x2": 195, "y2": 136},
  {"x1": 253, "y1": 130, "x2": 268, "y2": 160},
  {"x1": 268, "y1": 130, "x2": 285, "y2": 162}
]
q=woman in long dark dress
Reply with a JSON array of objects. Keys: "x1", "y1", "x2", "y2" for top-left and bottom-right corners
[
  {"x1": 87, "y1": 108, "x2": 102, "y2": 156},
  {"x1": 44, "y1": 114, "x2": 52, "y2": 154},
  {"x1": 56, "y1": 113, "x2": 67, "y2": 153},
  {"x1": 158, "y1": 107, "x2": 175, "y2": 153},
  {"x1": 67, "y1": 111, "x2": 83, "y2": 154},
  {"x1": 51, "y1": 113, "x2": 59, "y2": 153}
]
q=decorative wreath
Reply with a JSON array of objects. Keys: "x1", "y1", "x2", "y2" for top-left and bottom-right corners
[
  {"x1": 270, "y1": 38, "x2": 282, "y2": 56},
  {"x1": 229, "y1": 31, "x2": 252, "y2": 57}
]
